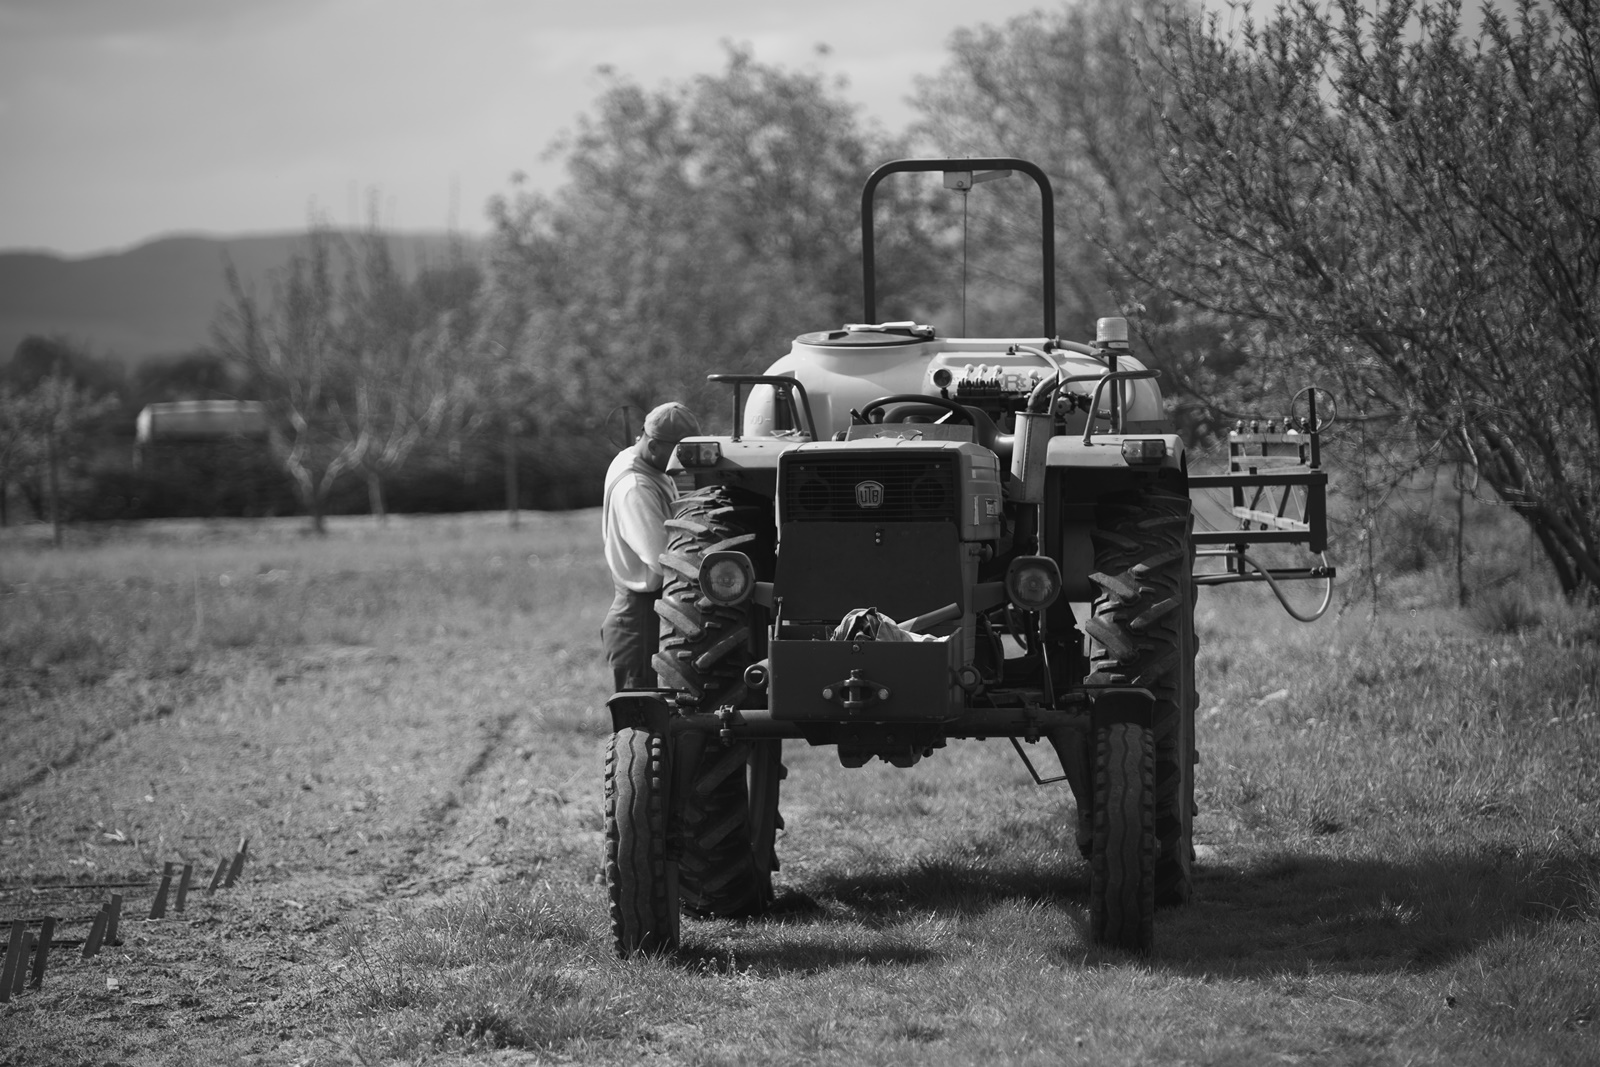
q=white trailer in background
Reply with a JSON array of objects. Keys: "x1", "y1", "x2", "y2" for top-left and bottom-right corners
[{"x1": 135, "y1": 400, "x2": 267, "y2": 445}]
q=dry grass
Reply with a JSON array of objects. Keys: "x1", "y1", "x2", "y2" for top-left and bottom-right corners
[{"x1": 1, "y1": 511, "x2": 1596, "y2": 1065}]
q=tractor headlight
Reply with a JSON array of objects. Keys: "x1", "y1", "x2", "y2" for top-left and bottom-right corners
[
  {"x1": 677, "y1": 440, "x2": 722, "y2": 468},
  {"x1": 1006, "y1": 555, "x2": 1062, "y2": 612},
  {"x1": 1120, "y1": 439, "x2": 1166, "y2": 465},
  {"x1": 700, "y1": 550, "x2": 755, "y2": 606}
]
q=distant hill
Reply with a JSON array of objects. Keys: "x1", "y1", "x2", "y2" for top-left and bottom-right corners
[{"x1": 0, "y1": 231, "x2": 483, "y2": 366}]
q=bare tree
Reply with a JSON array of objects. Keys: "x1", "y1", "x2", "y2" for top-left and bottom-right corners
[
  {"x1": 339, "y1": 229, "x2": 475, "y2": 521},
  {"x1": 215, "y1": 229, "x2": 367, "y2": 534},
  {"x1": 1137, "y1": 0, "x2": 1600, "y2": 597}
]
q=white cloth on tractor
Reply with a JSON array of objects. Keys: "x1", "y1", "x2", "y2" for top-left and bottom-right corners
[
  {"x1": 830, "y1": 607, "x2": 943, "y2": 643},
  {"x1": 601, "y1": 446, "x2": 678, "y2": 593}
]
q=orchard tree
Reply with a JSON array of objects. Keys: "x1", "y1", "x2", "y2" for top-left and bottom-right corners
[
  {"x1": 1140, "y1": 0, "x2": 1600, "y2": 597},
  {"x1": 339, "y1": 227, "x2": 478, "y2": 521},
  {"x1": 0, "y1": 370, "x2": 116, "y2": 543},
  {"x1": 215, "y1": 229, "x2": 364, "y2": 533},
  {"x1": 215, "y1": 225, "x2": 479, "y2": 529},
  {"x1": 485, "y1": 45, "x2": 940, "y2": 443},
  {"x1": 472, "y1": 188, "x2": 560, "y2": 524},
  {"x1": 910, "y1": 0, "x2": 1168, "y2": 325},
  {"x1": 0, "y1": 338, "x2": 120, "y2": 539},
  {"x1": 0, "y1": 382, "x2": 38, "y2": 526},
  {"x1": 907, "y1": 0, "x2": 1245, "y2": 438}
]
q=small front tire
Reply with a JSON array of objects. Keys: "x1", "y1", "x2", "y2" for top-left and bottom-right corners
[
  {"x1": 1088, "y1": 722, "x2": 1155, "y2": 953},
  {"x1": 605, "y1": 726, "x2": 679, "y2": 957}
]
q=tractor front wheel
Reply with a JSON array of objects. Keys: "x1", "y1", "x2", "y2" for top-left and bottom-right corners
[
  {"x1": 605, "y1": 726, "x2": 679, "y2": 957},
  {"x1": 1088, "y1": 722, "x2": 1155, "y2": 952}
]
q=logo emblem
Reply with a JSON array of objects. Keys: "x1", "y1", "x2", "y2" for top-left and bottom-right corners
[{"x1": 855, "y1": 480, "x2": 885, "y2": 508}]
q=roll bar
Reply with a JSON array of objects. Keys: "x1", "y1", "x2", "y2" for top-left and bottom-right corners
[{"x1": 861, "y1": 158, "x2": 1057, "y2": 338}]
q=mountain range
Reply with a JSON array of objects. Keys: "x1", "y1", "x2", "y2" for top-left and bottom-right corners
[{"x1": 0, "y1": 231, "x2": 482, "y2": 366}]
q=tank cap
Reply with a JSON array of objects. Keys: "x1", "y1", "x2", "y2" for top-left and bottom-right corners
[
  {"x1": 797, "y1": 322, "x2": 934, "y2": 348},
  {"x1": 1095, "y1": 317, "x2": 1129, "y2": 350}
]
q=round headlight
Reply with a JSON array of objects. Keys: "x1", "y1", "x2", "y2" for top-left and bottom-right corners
[
  {"x1": 700, "y1": 551, "x2": 755, "y2": 606},
  {"x1": 1006, "y1": 555, "x2": 1062, "y2": 612}
]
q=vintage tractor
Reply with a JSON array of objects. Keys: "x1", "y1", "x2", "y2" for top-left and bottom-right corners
[{"x1": 604, "y1": 158, "x2": 1333, "y2": 956}]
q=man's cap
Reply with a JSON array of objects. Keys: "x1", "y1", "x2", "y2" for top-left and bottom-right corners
[{"x1": 642, "y1": 402, "x2": 700, "y2": 444}]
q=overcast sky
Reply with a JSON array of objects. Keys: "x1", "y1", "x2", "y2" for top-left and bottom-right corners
[{"x1": 0, "y1": 0, "x2": 1085, "y2": 257}]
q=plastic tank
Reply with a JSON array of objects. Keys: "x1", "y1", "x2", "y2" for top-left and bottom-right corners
[{"x1": 743, "y1": 327, "x2": 1168, "y2": 439}]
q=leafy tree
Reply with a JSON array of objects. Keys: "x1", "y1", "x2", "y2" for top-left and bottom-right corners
[
  {"x1": 0, "y1": 368, "x2": 117, "y2": 542},
  {"x1": 484, "y1": 45, "x2": 938, "y2": 449},
  {"x1": 910, "y1": 0, "x2": 1167, "y2": 328},
  {"x1": 470, "y1": 189, "x2": 558, "y2": 525},
  {"x1": 1139, "y1": 0, "x2": 1600, "y2": 597},
  {"x1": 0, "y1": 381, "x2": 38, "y2": 526},
  {"x1": 907, "y1": 0, "x2": 1246, "y2": 440}
]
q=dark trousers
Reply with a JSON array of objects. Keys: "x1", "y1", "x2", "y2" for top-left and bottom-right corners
[{"x1": 602, "y1": 587, "x2": 660, "y2": 692}]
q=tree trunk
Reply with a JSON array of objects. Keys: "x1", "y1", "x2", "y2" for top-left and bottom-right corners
[
  {"x1": 47, "y1": 428, "x2": 61, "y2": 548},
  {"x1": 367, "y1": 471, "x2": 387, "y2": 524},
  {"x1": 504, "y1": 423, "x2": 520, "y2": 529}
]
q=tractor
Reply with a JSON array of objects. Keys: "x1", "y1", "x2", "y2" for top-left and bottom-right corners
[{"x1": 604, "y1": 157, "x2": 1333, "y2": 955}]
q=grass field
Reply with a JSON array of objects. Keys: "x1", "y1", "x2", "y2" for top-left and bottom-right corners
[{"x1": 1, "y1": 512, "x2": 1596, "y2": 1065}]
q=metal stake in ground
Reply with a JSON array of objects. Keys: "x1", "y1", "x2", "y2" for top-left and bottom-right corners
[
  {"x1": 174, "y1": 863, "x2": 194, "y2": 913},
  {"x1": 149, "y1": 862, "x2": 175, "y2": 920},
  {"x1": 206, "y1": 857, "x2": 228, "y2": 894},
  {"x1": 82, "y1": 905, "x2": 109, "y2": 958},
  {"x1": 104, "y1": 893, "x2": 123, "y2": 946},
  {"x1": 9, "y1": 935, "x2": 32, "y2": 996},
  {"x1": 0, "y1": 920, "x2": 25, "y2": 1003},
  {"x1": 223, "y1": 839, "x2": 249, "y2": 888},
  {"x1": 31, "y1": 917, "x2": 55, "y2": 990}
]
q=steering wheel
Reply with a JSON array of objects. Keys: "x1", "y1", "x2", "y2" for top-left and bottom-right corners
[{"x1": 856, "y1": 394, "x2": 974, "y2": 425}]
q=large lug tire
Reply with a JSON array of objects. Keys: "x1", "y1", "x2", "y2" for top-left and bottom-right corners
[
  {"x1": 605, "y1": 726, "x2": 679, "y2": 957},
  {"x1": 1089, "y1": 722, "x2": 1155, "y2": 952},
  {"x1": 652, "y1": 486, "x2": 773, "y2": 711},
  {"x1": 652, "y1": 486, "x2": 780, "y2": 918},
  {"x1": 678, "y1": 738, "x2": 782, "y2": 917},
  {"x1": 1086, "y1": 484, "x2": 1198, "y2": 911}
]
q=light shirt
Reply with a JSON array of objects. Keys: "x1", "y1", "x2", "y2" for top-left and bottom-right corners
[{"x1": 602, "y1": 445, "x2": 677, "y2": 592}]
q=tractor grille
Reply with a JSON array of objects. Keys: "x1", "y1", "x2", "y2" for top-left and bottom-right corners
[{"x1": 780, "y1": 454, "x2": 959, "y2": 524}]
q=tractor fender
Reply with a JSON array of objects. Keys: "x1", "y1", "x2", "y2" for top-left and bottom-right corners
[
  {"x1": 1045, "y1": 433, "x2": 1186, "y2": 472},
  {"x1": 606, "y1": 691, "x2": 677, "y2": 735},
  {"x1": 1090, "y1": 687, "x2": 1157, "y2": 731}
]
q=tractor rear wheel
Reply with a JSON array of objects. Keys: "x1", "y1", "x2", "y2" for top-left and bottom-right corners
[
  {"x1": 653, "y1": 486, "x2": 779, "y2": 918},
  {"x1": 1085, "y1": 483, "x2": 1197, "y2": 912},
  {"x1": 605, "y1": 726, "x2": 678, "y2": 956},
  {"x1": 677, "y1": 738, "x2": 779, "y2": 917},
  {"x1": 1089, "y1": 722, "x2": 1154, "y2": 951}
]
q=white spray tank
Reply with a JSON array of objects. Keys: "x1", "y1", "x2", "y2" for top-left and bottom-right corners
[{"x1": 742, "y1": 323, "x2": 938, "y2": 439}]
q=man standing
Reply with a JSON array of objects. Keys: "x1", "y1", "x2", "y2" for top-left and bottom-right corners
[{"x1": 601, "y1": 401, "x2": 701, "y2": 692}]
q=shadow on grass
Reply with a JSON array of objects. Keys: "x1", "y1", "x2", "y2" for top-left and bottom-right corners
[
  {"x1": 667, "y1": 859, "x2": 1086, "y2": 974},
  {"x1": 808, "y1": 857, "x2": 1087, "y2": 921},
  {"x1": 679, "y1": 845, "x2": 1598, "y2": 980},
  {"x1": 1153, "y1": 846, "x2": 1600, "y2": 977},
  {"x1": 676, "y1": 939, "x2": 942, "y2": 976}
]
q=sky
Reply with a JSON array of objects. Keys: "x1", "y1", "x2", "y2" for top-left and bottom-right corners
[{"x1": 0, "y1": 0, "x2": 1073, "y2": 258}]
